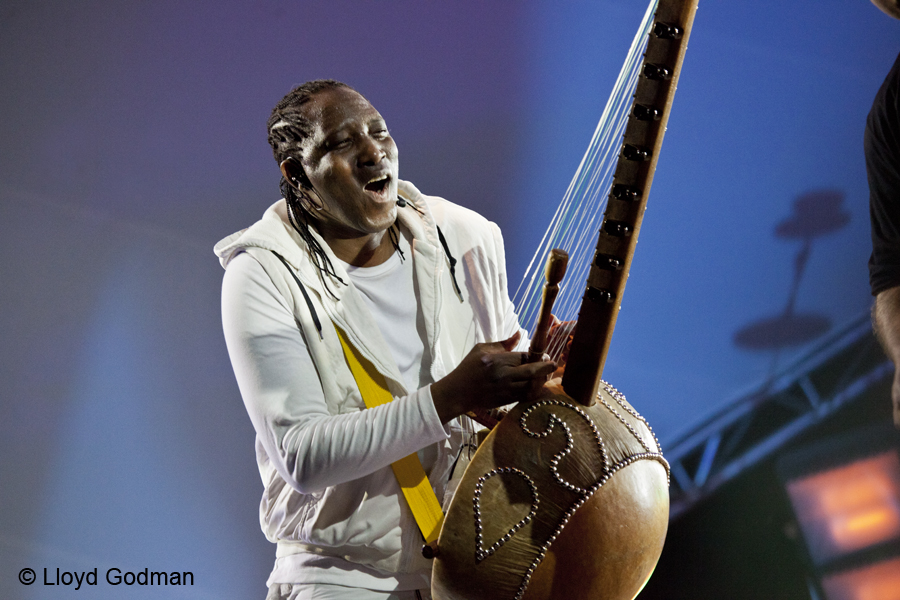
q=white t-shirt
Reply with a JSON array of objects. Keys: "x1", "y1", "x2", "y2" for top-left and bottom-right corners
[
  {"x1": 339, "y1": 229, "x2": 439, "y2": 475},
  {"x1": 339, "y1": 229, "x2": 431, "y2": 393}
]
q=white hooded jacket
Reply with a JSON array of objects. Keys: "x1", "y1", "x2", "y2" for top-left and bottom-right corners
[{"x1": 215, "y1": 180, "x2": 526, "y2": 588}]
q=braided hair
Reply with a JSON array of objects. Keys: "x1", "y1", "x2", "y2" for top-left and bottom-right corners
[{"x1": 266, "y1": 79, "x2": 353, "y2": 293}]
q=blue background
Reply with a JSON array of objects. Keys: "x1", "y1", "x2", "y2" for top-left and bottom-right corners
[{"x1": 1, "y1": 1, "x2": 897, "y2": 597}]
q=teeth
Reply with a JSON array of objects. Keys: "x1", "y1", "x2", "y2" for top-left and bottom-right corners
[{"x1": 367, "y1": 174, "x2": 389, "y2": 184}]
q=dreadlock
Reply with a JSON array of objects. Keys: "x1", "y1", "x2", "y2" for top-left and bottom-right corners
[{"x1": 266, "y1": 79, "x2": 354, "y2": 295}]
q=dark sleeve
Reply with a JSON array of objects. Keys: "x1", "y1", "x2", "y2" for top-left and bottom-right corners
[{"x1": 867, "y1": 51, "x2": 900, "y2": 296}]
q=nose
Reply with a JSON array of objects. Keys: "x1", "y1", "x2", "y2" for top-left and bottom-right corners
[{"x1": 357, "y1": 136, "x2": 385, "y2": 166}]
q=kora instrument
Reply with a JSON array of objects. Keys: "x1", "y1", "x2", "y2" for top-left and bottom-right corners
[{"x1": 430, "y1": 0, "x2": 698, "y2": 598}]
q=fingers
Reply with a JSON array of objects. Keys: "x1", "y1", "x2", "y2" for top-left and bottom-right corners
[
  {"x1": 546, "y1": 319, "x2": 576, "y2": 363},
  {"x1": 480, "y1": 349, "x2": 555, "y2": 380},
  {"x1": 519, "y1": 356, "x2": 557, "y2": 379},
  {"x1": 499, "y1": 331, "x2": 522, "y2": 352},
  {"x1": 432, "y1": 335, "x2": 556, "y2": 423},
  {"x1": 504, "y1": 361, "x2": 556, "y2": 385}
]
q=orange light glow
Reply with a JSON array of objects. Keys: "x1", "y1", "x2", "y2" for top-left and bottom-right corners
[
  {"x1": 831, "y1": 508, "x2": 897, "y2": 542},
  {"x1": 821, "y1": 557, "x2": 900, "y2": 600},
  {"x1": 820, "y1": 477, "x2": 891, "y2": 513},
  {"x1": 786, "y1": 451, "x2": 900, "y2": 564}
]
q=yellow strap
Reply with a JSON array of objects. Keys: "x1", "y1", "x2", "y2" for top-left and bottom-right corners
[{"x1": 335, "y1": 326, "x2": 445, "y2": 543}]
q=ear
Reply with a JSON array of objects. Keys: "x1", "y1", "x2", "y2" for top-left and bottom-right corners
[
  {"x1": 280, "y1": 158, "x2": 324, "y2": 211},
  {"x1": 280, "y1": 157, "x2": 305, "y2": 189}
]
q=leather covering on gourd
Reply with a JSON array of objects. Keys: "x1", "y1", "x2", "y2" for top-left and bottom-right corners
[{"x1": 431, "y1": 380, "x2": 669, "y2": 600}]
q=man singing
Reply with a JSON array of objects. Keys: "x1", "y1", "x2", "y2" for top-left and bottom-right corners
[{"x1": 215, "y1": 80, "x2": 555, "y2": 599}]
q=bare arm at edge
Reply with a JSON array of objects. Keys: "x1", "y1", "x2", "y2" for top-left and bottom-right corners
[
  {"x1": 873, "y1": 286, "x2": 900, "y2": 427},
  {"x1": 872, "y1": 0, "x2": 900, "y2": 20}
]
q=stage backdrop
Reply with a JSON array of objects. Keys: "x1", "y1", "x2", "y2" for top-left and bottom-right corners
[{"x1": 1, "y1": 1, "x2": 895, "y2": 598}]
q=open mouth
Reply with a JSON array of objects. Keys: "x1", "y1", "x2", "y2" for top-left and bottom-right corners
[{"x1": 364, "y1": 174, "x2": 391, "y2": 195}]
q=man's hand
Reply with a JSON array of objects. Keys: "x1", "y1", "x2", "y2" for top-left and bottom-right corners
[
  {"x1": 546, "y1": 317, "x2": 576, "y2": 372},
  {"x1": 873, "y1": 287, "x2": 900, "y2": 427},
  {"x1": 431, "y1": 332, "x2": 557, "y2": 423}
]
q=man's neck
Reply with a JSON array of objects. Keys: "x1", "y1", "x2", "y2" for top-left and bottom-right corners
[{"x1": 325, "y1": 228, "x2": 395, "y2": 267}]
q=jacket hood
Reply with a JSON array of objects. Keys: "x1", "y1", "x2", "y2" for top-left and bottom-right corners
[{"x1": 213, "y1": 179, "x2": 435, "y2": 274}]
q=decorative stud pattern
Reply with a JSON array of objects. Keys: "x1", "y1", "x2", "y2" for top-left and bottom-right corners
[
  {"x1": 519, "y1": 400, "x2": 609, "y2": 492},
  {"x1": 601, "y1": 380, "x2": 665, "y2": 459},
  {"x1": 468, "y1": 383, "x2": 671, "y2": 600},
  {"x1": 473, "y1": 468, "x2": 539, "y2": 563}
]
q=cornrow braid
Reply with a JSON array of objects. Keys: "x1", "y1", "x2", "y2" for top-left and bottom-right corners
[
  {"x1": 280, "y1": 180, "x2": 347, "y2": 295},
  {"x1": 267, "y1": 79, "x2": 355, "y2": 296}
]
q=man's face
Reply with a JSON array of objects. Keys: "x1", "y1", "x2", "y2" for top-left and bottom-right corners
[{"x1": 298, "y1": 87, "x2": 400, "y2": 239}]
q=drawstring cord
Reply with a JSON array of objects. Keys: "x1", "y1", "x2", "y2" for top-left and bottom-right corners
[
  {"x1": 398, "y1": 198, "x2": 463, "y2": 302},
  {"x1": 272, "y1": 251, "x2": 323, "y2": 340},
  {"x1": 274, "y1": 203, "x2": 461, "y2": 337},
  {"x1": 436, "y1": 226, "x2": 463, "y2": 301}
]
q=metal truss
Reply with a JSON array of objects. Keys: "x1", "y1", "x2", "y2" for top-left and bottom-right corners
[{"x1": 665, "y1": 311, "x2": 892, "y2": 519}]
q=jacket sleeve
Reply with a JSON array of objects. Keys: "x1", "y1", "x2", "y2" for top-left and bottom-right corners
[
  {"x1": 221, "y1": 252, "x2": 449, "y2": 494},
  {"x1": 493, "y1": 221, "x2": 530, "y2": 350}
]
